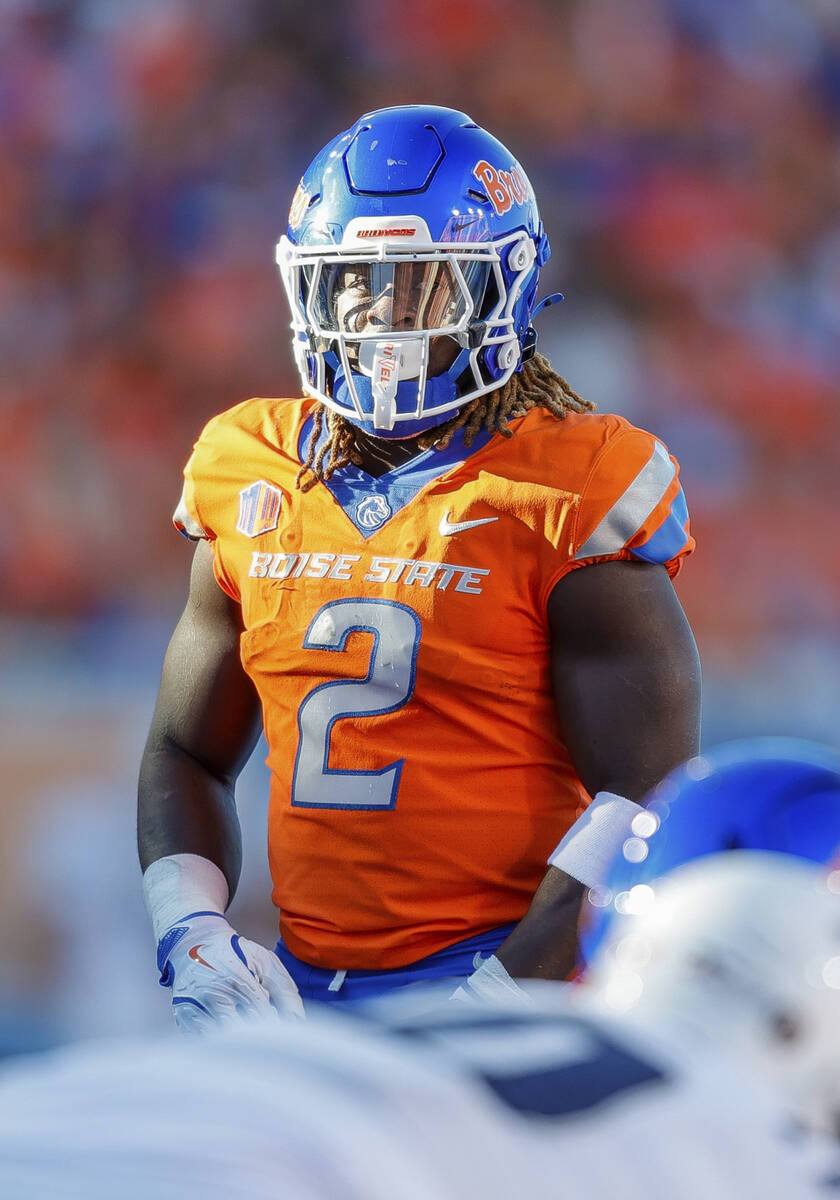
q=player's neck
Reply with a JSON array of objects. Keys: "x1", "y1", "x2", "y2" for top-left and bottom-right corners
[{"x1": 351, "y1": 428, "x2": 431, "y2": 477}]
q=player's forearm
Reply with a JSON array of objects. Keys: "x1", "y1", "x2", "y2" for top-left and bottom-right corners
[
  {"x1": 493, "y1": 868, "x2": 585, "y2": 980},
  {"x1": 137, "y1": 734, "x2": 243, "y2": 897}
]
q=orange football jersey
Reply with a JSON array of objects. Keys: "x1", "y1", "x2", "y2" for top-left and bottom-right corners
[{"x1": 176, "y1": 397, "x2": 693, "y2": 969}]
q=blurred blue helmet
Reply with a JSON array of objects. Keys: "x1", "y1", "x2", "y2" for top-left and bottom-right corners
[
  {"x1": 275, "y1": 105, "x2": 552, "y2": 438},
  {"x1": 580, "y1": 737, "x2": 840, "y2": 965}
]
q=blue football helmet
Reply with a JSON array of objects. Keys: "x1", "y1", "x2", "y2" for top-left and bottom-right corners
[
  {"x1": 580, "y1": 737, "x2": 840, "y2": 965},
  {"x1": 275, "y1": 105, "x2": 552, "y2": 438}
]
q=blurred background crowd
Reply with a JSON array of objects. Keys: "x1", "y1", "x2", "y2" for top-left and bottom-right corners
[{"x1": 1, "y1": 0, "x2": 838, "y2": 1046}]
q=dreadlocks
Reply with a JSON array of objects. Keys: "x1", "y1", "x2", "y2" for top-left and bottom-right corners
[{"x1": 295, "y1": 352, "x2": 596, "y2": 491}]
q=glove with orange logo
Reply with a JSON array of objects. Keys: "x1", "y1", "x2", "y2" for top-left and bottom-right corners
[
  {"x1": 144, "y1": 854, "x2": 304, "y2": 1031},
  {"x1": 157, "y1": 911, "x2": 305, "y2": 1030}
]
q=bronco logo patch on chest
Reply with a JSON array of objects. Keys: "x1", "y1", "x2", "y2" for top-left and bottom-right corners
[
  {"x1": 355, "y1": 495, "x2": 392, "y2": 530},
  {"x1": 237, "y1": 481, "x2": 282, "y2": 537}
]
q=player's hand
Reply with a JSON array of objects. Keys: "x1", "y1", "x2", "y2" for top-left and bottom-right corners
[
  {"x1": 156, "y1": 912, "x2": 305, "y2": 1031},
  {"x1": 450, "y1": 954, "x2": 535, "y2": 1007}
]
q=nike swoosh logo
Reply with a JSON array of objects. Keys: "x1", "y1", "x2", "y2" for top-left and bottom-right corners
[
  {"x1": 438, "y1": 511, "x2": 499, "y2": 536},
  {"x1": 188, "y1": 944, "x2": 216, "y2": 970}
]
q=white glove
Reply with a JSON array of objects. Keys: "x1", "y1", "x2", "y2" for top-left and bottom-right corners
[
  {"x1": 157, "y1": 911, "x2": 305, "y2": 1031},
  {"x1": 451, "y1": 955, "x2": 535, "y2": 1007},
  {"x1": 143, "y1": 854, "x2": 304, "y2": 1031}
]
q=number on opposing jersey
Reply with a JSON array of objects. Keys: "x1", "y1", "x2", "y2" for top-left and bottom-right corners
[{"x1": 292, "y1": 598, "x2": 421, "y2": 810}]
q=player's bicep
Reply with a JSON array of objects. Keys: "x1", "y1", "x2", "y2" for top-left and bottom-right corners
[
  {"x1": 148, "y1": 540, "x2": 262, "y2": 783},
  {"x1": 547, "y1": 559, "x2": 701, "y2": 800}
]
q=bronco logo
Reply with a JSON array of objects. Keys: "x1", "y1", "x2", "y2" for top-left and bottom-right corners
[{"x1": 355, "y1": 495, "x2": 392, "y2": 530}]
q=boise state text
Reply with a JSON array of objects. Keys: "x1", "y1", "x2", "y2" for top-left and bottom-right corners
[{"x1": 248, "y1": 550, "x2": 489, "y2": 595}]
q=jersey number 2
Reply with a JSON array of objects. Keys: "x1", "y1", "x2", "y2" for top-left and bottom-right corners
[{"x1": 291, "y1": 598, "x2": 422, "y2": 810}]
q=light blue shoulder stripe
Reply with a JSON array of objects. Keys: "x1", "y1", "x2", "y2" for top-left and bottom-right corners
[
  {"x1": 575, "y1": 440, "x2": 676, "y2": 561},
  {"x1": 630, "y1": 487, "x2": 690, "y2": 564}
]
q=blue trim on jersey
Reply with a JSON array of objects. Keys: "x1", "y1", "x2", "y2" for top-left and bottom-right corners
[
  {"x1": 630, "y1": 486, "x2": 690, "y2": 564},
  {"x1": 298, "y1": 414, "x2": 493, "y2": 537},
  {"x1": 275, "y1": 923, "x2": 516, "y2": 1005}
]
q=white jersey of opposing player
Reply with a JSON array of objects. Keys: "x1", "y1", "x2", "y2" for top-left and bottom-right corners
[{"x1": 0, "y1": 990, "x2": 832, "y2": 1199}]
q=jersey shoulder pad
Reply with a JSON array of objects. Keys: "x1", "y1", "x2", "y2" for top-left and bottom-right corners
[
  {"x1": 173, "y1": 397, "x2": 309, "y2": 541},
  {"x1": 571, "y1": 418, "x2": 694, "y2": 574},
  {"x1": 192, "y1": 395, "x2": 308, "y2": 453}
]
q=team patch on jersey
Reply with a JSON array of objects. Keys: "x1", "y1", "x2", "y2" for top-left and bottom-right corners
[
  {"x1": 355, "y1": 495, "x2": 392, "y2": 530},
  {"x1": 237, "y1": 481, "x2": 283, "y2": 538}
]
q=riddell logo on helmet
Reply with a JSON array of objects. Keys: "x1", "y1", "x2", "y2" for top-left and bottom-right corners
[
  {"x1": 472, "y1": 160, "x2": 530, "y2": 217},
  {"x1": 374, "y1": 343, "x2": 399, "y2": 384},
  {"x1": 357, "y1": 228, "x2": 417, "y2": 238}
]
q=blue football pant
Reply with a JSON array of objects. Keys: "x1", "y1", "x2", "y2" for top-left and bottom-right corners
[{"x1": 274, "y1": 924, "x2": 516, "y2": 1005}]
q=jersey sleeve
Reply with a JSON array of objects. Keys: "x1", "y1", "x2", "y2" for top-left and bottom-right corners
[
  {"x1": 171, "y1": 410, "x2": 228, "y2": 541},
  {"x1": 547, "y1": 426, "x2": 694, "y2": 598},
  {"x1": 172, "y1": 481, "x2": 205, "y2": 541},
  {"x1": 170, "y1": 411, "x2": 241, "y2": 601}
]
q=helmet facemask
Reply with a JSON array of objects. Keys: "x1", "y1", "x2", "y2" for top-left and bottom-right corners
[
  {"x1": 277, "y1": 221, "x2": 540, "y2": 437},
  {"x1": 276, "y1": 105, "x2": 552, "y2": 438}
]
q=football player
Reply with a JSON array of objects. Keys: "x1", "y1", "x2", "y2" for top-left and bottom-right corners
[
  {"x1": 581, "y1": 851, "x2": 840, "y2": 1165},
  {"x1": 0, "y1": 975, "x2": 828, "y2": 1198},
  {"x1": 579, "y1": 736, "x2": 840, "y2": 965},
  {"x1": 137, "y1": 105, "x2": 701, "y2": 1024}
]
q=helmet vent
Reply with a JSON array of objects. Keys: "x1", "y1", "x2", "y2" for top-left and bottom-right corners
[{"x1": 468, "y1": 188, "x2": 489, "y2": 203}]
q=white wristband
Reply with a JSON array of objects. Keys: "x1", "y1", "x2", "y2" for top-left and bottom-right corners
[
  {"x1": 452, "y1": 955, "x2": 534, "y2": 1006},
  {"x1": 142, "y1": 853, "x2": 230, "y2": 943},
  {"x1": 547, "y1": 791, "x2": 645, "y2": 889}
]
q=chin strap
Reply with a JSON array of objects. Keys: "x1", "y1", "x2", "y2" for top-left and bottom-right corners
[{"x1": 332, "y1": 361, "x2": 457, "y2": 437}]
